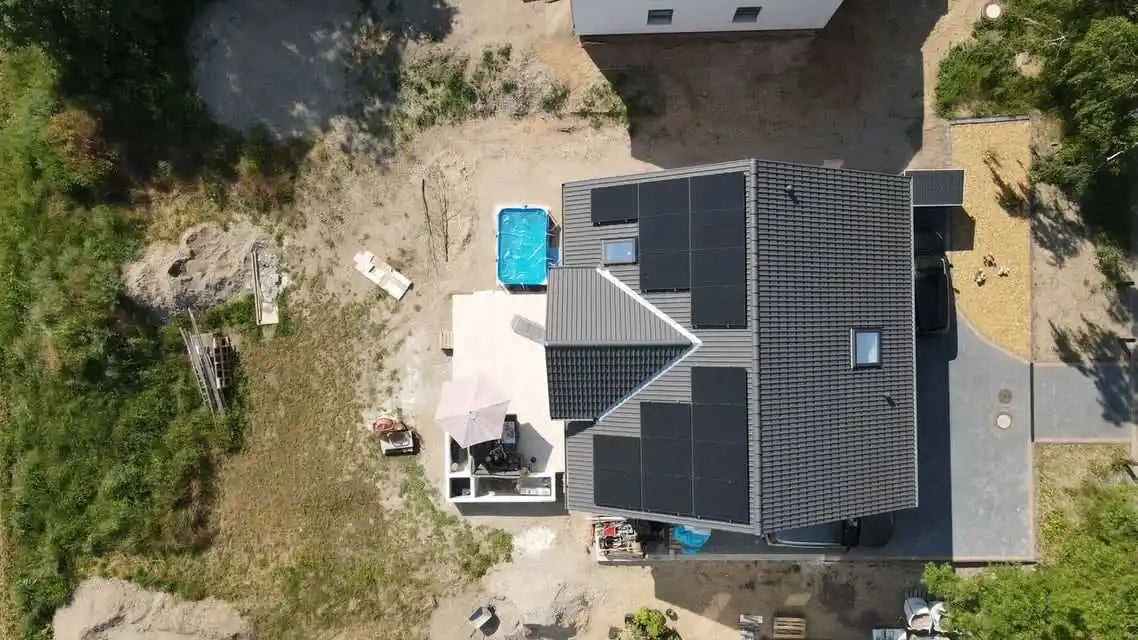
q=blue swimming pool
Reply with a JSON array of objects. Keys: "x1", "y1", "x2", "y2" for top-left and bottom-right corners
[{"x1": 497, "y1": 206, "x2": 550, "y2": 287}]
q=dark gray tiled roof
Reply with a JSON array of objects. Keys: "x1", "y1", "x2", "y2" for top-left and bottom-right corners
[
  {"x1": 547, "y1": 345, "x2": 690, "y2": 419},
  {"x1": 552, "y1": 160, "x2": 917, "y2": 535},
  {"x1": 546, "y1": 268, "x2": 690, "y2": 346},
  {"x1": 755, "y1": 161, "x2": 917, "y2": 532}
]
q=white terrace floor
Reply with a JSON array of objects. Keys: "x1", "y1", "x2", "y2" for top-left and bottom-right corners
[{"x1": 447, "y1": 290, "x2": 564, "y2": 501}]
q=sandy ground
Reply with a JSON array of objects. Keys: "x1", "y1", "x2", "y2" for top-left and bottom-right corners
[
  {"x1": 1031, "y1": 179, "x2": 1135, "y2": 362},
  {"x1": 53, "y1": 578, "x2": 250, "y2": 640},
  {"x1": 429, "y1": 518, "x2": 925, "y2": 640},
  {"x1": 948, "y1": 119, "x2": 1033, "y2": 359},
  {"x1": 123, "y1": 221, "x2": 271, "y2": 321},
  {"x1": 1030, "y1": 115, "x2": 1136, "y2": 362}
]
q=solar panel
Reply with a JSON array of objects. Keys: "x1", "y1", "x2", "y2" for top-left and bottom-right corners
[
  {"x1": 595, "y1": 433, "x2": 642, "y2": 470},
  {"x1": 638, "y1": 178, "x2": 690, "y2": 217},
  {"x1": 643, "y1": 436, "x2": 692, "y2": 476},
  {"x1": 692, "y1": 402, "x2": 748, "y2": 444},
  {"x1": 693, "y1": 393, "x2": 749, "y2": 523},
  {"x1": 595, "y1": 469, "x2": 642, "y2": 510},
  {"x1": 907, "y1": 169, "x2": 965, "y2": 207},
  {"x1": 691, "y1": 247, "x2": 746, "y2": 287},
  {"x1": 691, "y1": 367, "x2": 747, "y2": 406},
  {"x1": 691, "y1": 209, "x2": 745, "y2": 250},
  {"x1": 693, "y1": 440, "x2": 747, "y2": 481},
  {"x1": 593, "y1": 435, "x2": 642, "y2": 510},
  {"x1": 639, "y1": 212, "x2": 689, "y2": 255},
  {"x1": 640, "y1": 250, "x2": 690, "y2": 291},
  {"x1": 693, "y1": 478, "x2": 749, "y2": 523},
  {"x1": 591, "y1": 184, "x2": 638, "y2": 225},
  {"x1": 643, "y1": 472, "x2": 694, "y2": 515},
  {"x1": 692, "y1": 284, "x2": 746, "y2": 328},
  {"x1": 690, "y1": 172, "x2": 745, "y2": 212},
  {"x1": 640, "y1": 402, "x2": 692, "y2": 439}
]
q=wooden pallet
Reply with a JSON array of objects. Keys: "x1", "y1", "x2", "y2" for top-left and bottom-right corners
[{"x1": 772, "y1": 616, "x2": 807, "y2": 640}]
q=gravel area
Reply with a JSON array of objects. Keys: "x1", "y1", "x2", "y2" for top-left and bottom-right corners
[{"x1": 949, "y1": 119, "x2": 1034, "y2": 359}]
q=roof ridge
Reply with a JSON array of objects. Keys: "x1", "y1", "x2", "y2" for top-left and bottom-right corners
[{"x1": 595, "y1": 268, "x2": 701, "y2": 422}]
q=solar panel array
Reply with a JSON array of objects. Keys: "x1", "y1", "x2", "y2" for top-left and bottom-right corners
[
  {"x1": 598, "y1": 173, "x2": 748, "y2": 328},
  {"x1": 592, "y1": 367, "x2": 750, "y2": 524}
]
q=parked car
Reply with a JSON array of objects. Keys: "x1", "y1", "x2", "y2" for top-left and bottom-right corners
[
  {"x1": 915, "y1": 230, "x2": 951, "y2": 334},
  {"x1": 765, "y1": 513, "x2": 894, "y2": 549}
]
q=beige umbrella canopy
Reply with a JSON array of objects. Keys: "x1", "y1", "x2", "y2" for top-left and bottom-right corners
[{"x1": 435, "y1": 375, "x2": 511, "y2": 448}]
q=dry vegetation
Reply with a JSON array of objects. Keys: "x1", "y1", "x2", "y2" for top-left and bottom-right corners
[
  {"x1": 84, "y1": 293, "x2": 510, "y2": 639},
  {"x1": 949, "y1": 119, "x2": 1033, "y2": 358},
  {"x1": 1035, "y1": 443, "x2": 1129, "y2": 559}
]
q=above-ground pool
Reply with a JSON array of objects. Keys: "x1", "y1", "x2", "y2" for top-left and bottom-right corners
[{"x1": 497, "y1": 206, "x2": 551, "y2": 287}]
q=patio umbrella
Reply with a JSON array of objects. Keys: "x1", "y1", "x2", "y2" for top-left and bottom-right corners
[{"x1": 435, "y1": 375, "x2": 511, "y2": 448}]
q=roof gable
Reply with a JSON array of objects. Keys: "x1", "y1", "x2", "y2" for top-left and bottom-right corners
[{"x1": 546, "y1": 267, "x2": 691, "y2": 346}]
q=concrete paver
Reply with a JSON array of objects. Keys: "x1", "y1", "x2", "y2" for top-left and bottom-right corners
[
  {"x1": 890, "y1": 313, "x2": 1033, "y2": 560},
  {"x1": 1033, "y1": 362, "x2": 1134, "y2": 441}
]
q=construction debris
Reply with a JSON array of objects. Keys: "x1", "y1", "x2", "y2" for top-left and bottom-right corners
[
  {"x1": 251, "y1": 246, "x2": 287, "y2": 326},
  {"x1": 181, "y1": 310, "x2": 234, "y2": 415}
]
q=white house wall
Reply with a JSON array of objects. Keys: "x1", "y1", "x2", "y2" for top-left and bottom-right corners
[{"x1": 571, "y1": 0, "x2": 844, "y2": 36}]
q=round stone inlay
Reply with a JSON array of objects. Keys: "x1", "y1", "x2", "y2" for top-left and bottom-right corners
[{"x1": 996, "y1": 411, "x2": 1013, "y2": 430}]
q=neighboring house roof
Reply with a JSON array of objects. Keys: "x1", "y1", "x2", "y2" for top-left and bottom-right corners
[{"x1": 549, "y1": 159, "x2": 917, "y2": 535}]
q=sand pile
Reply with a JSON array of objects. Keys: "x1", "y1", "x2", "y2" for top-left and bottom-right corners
[
  {"x1": 123, "y1": 221, "x2": 272, "y2": 322},
  {"x1": 53, "y1": 578, "x2": 250, "y2": 640}
]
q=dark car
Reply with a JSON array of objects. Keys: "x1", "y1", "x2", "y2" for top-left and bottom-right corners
[
  {"x1": 765, "y1": 513, "x2": 894, "y2": 549},
  {"x1": 915, "y1": 230, "x2": 951, "y2": 334}
]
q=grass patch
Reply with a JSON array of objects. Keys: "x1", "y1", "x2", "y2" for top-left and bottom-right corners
[
  {"x1": 1036, "y1": 443, "x2": 1130, "y2": 559},
  {"x1": 0, "y1": 47, "x2": 249, "y2": 638},
  {"x1": 368, "y1": 44, "x2": 528, "y2": 145},
  {"x1": 89, "y1": 297, "x2": 510, "y2": 639},
  {"x1": 574, "y1": 71, "x2": 660, "y2": 132}
]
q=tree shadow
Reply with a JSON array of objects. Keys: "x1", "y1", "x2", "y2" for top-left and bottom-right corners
[
  {"x1": 578, "y1": 0, "x2": 946, "y2": 172},
  {"x1": 984, "y1": 154, "x2": 1031, "y2": 218},
  {"x1": 1050, "y1": 317, "x2": 1130, "y2": 365},
  {"x1": 650, "y1": 561, "x2": 926, "y2": 637},
  {"x1": 1031, "y1": 186, "x2": 1086, "y2": 268},
  {"x1": 1049, "y1": 317, "x2": 1135, "y2": 427}
]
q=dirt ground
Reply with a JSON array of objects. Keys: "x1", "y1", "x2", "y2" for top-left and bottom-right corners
[
  {"x1": 948, "y1": 119, "x2": 1033, "y2": 359},
  {"x1": 430, "y1": 518, "x2": 925, "y2": 640},
  {"x1": 190, "y1": 0, "x2": 359, "y2": 137},
  {"x1": 1030, "y1": 116, "x2": 1136, "y2": 362},
  {"x1": 123, "y1": 221, "x2": 271, "y2": 321}
]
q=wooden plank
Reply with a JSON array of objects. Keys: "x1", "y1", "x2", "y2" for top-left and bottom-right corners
[{"x1": 772, "y1": 616, "x2": 806, "y2": 640}]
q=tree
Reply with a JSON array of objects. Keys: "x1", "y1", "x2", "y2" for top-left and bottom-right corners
[{"x1": 934, "y1": 2, "x2": 1138, "y2": 233}]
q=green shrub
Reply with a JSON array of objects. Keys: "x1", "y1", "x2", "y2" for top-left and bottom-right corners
[
  {"x1": 624, "y1": 607, "x2": 679, "y2": 640},
  {"x1": 935, "y1": 40, "x2": 1038, "y2": 118},
  {"x1": 40, "y1": 106, "x2": 115, "y2": 189}
]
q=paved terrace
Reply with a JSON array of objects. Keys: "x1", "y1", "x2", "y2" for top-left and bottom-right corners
[{"x1": 451, "y1": 290, "x2": 564, "y2": 474}]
